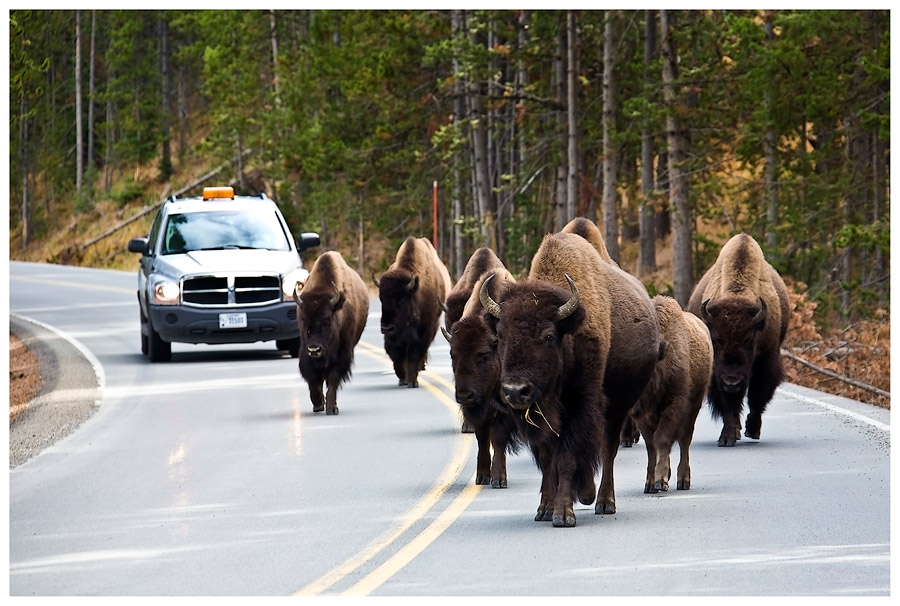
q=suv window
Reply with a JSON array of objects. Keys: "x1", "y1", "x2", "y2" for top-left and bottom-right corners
[{"x1": 162, "y1": 210, "x2": 292, "y2": 254}]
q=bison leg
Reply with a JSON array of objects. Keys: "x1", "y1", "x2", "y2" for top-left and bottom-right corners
[
  {"x1": 405, "y1": 358, "x2": 420, "y2": 388},
  {"x1": 676, "y1": 403, "x2": 702, "y2": 490},
  {"x1": 649, "y1": 398, "x2": 686, "y2": 492},
  {"x1": 641, "y1": 425, "x2": 658, "y2": 494},
  {"x1": 308, "y1": 382, "x2": 326, "y2": 413},
  {"x1": 551, "y1": 453, "x2": 578, "y2": 527},
  {"x1": 473, "y1": 422, "x2": 492, "y2": 485},
  {"x1": 745, "y1": 355, "x2": 783, "y2": 440},
  {"x1": 534, "y1": 449, "x2": 555, "y2": 522},
  {"x1": 325, "y1": 373, "x2": 340, "y2": 416},
  {"x1": 489, "y1": 424, "x2": 510, "y2": 489}
]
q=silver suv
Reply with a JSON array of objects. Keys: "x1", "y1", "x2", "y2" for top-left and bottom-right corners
[{"x1": 127, "y1": 186, "x2": 319, "y2": 362}]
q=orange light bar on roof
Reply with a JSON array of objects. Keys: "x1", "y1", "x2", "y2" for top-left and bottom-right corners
[{"x1": 202, "y1": 186, "x2": 235, "y2": 200}]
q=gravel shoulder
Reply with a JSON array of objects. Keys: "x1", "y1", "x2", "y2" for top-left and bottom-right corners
[{"x1": 9, "y1": 315, "x2": 102, "y2": 468}]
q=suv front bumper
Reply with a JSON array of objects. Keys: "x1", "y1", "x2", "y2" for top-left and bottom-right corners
[{"x1": 148, "y1": 301, "x2": 299, "y2": 344}]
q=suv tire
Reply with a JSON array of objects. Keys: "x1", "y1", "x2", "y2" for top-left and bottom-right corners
[{"x1": 147, "y1": 317, "x2": 172, "y2": 362}]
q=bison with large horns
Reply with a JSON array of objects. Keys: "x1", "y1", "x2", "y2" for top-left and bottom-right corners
[
  {"x1": 376, "y1": 236, "x2": 453, "y2": 388},
  {"x1": 481, "y1": 232, "x2": 660, "y2": 527},
  {"x1": 687, "y1": 233, "x2": 790, "y2": 446},
  {"x1": 294, "y1": 251, "x2": 369, "y2": 415},
  {"x1": 442, "y1": 256, "x2": 519, "y2": 488},
  {"x1": 630, "y1": 295, "x2": 713, "y2": 493}
]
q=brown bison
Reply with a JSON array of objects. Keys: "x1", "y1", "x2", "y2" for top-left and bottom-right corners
[
  {"x1": 294, "y1": 251, "x2": 369, "y2": 415},
  {"x1": 630, "y1": 296, "x2": 712, "y2": 493},
  {"x1": 443, "y1": 263, "x2": 519, "y2": 487},
  {"x1": 442, "y1": 247, "x2": 511, "y2": 433},
  {"x1": 376, "y1": 236, "x2": 453, "y2": 388},
  {"x1": 687, "y1": 233, "x2": 790, "y2": 446},
  {"x1": 481, "y1": 232, "x2": 660, "y2": 527}
]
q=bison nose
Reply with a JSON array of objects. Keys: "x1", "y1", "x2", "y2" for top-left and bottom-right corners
[
  {"x1": 456, "y1": 389, "x2": 478, "y2": 406},
  {"x1": 502, "y1": 383, "x2": 532, "y2": 409},
  {"x1": 307, "y1": 345, "x2": 323, "y2": 359}
]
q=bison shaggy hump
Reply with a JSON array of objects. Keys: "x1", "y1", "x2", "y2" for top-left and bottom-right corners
[
  {"x1": 483, "y1": 231, "x2": 660, "y2": 527},
  {"x1": 377, "y1": 236, "x2": 453, "y2": 388},
  {"x1": 561, "y1": 217, "x2": 615, "y2": 265},
  {"x1": 687, "y1": 233, "x2": 790, "y2": 446},
  {"x1": 630, "y1": 295, "x2": 712, "y2": 493},
  {"x1": 295, "y1": 250, "x2": 369, "y2": 415}
]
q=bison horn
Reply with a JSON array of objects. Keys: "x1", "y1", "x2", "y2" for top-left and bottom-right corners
[
  {"x1": 441, "y1": 325, "x2": 452, "y2": 343},
  {"x1": 700, "y1": 299, "x2": 712, "y2": 324},
  {"x1": 292, "y1": 282, "x2": 303, "y2": 307},
  {"x1": 406, "y1": 275, "x2": 419, "y2": 292},
  {"x1": 440, "y1": 299, "x2": 448, "y2": 314},
  {"x1": 752, "y1": 298, "x2": 768, "y2": 326},
  {"x1": 480, "y1": 274, "x2": 501, "y2": 319},
  {"x1": 554, "y1": 274, "x2": 580, "y2": 320},
  {"x1": 329, "y1": 281, "x2": 342, "y2": 308},
  {"x1": 372, "y1": 272, "x2": 380, "y2": 289}
]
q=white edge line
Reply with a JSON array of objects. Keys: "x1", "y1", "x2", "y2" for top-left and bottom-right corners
[
  {"x1": 10, "y1": 313, "x2": 106, "y2": 400},
  {"x1": 780, "y1": 386, "x2": 890, "y2": 433}
]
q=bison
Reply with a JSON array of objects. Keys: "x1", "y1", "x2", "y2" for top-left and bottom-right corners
[
  {"x1": 294, "y1": 250, "x2": 369, "y2": 415},
  {"x1": 442, "y1": 264, "x2": 519, "y2": 487},
  {"x1": 376, "y1": 236, "x2": 453, "y2": 388},
  {"x1": 687, "y1": 233, "x2": 790, "y2": 446},
  {"x1": 630, "y1": 295, "x2": 713, "y2": 493},
  {"x1": 481, "y1": 231, "x2": 660, "y2": 527},
  {"x1": 442, "y1": 247, "x2": 511, "y2": 433}
]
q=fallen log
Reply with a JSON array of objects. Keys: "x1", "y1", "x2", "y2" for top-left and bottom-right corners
[{"x1": 781, "y1": 348, "x2": 890, "y2": 400}]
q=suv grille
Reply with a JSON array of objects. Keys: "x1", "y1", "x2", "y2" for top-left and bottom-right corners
[{"x1": 182, "y1": 274, "x2": 282, "y2": 307}]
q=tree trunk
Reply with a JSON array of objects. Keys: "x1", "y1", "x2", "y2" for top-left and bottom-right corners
[
  {"x1": 159, "y1": 16, "x2": 173, "y2": 179},
  {"x1": 764, "y1": 10, "x2": 778, "y2": 249},
  {"x1": 20, "y1": 95, "x2": 30, "y2": 248},
  {"x1": 75, "y1": 10, "x2": 84, "y2": 197},
  {"x1": 451, "y1": 9, "x2": 466, "y2": 278},
  {"x1": 602, "y1": 10, "x2": 620, "y2": 262},
  {"x1": 661, "y1": 10, "x2": 692, "y2": 305},
  {"x1": 566, "y1": 10, "x2": 578, "y2": 226},
  {"x1": 554, "y1": 17, "x2": 567, "y2": 230},
  {"x1": 638, "y1": 9, "x2": 658, "y2": 277},
  {"x1": 87, "y1": 10, "x2": 96, "y2": 171}
]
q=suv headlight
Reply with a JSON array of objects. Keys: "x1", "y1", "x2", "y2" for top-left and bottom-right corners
[
  {"x1": 152, "y1": 279, "x2": 181, "y2": 305},
  {"x1": 282, "y1": 268, "x2": 310, "y2": 301}
]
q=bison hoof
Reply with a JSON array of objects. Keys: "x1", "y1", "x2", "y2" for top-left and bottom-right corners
[
  {"x1": 552, "y1": 513, "x2": 576, "y2": 527},
  {"x1": 676, "y1": 479, "x2": 690, "y2": 490},
  {"x1": 535, "y1": 510, "x2": 553, "y2": 522},
  {"x1": 717, "y1": 437, "x2": 737, "y2": 447},
  {"x1": 595, "y1": 501, "x2": 616, "y2": 515},
  {"x1": 475, "y1": 475, "x2": 490, "y2": 485},
  {"x1": 407, "y1": 381, "x2": 419, "y2": 388},
  {"x1": 312, "y1": 403, "x2": 325, "y2": 413},
  {"x1": 326, "y1": 407, "x2": 339, "y2": 416},
  {"x1": 653, "y1": 480, "x2": 668, "y2": 492},
  {"x1": 491, "y1": 478, "x2": 508, "y2": 489}
]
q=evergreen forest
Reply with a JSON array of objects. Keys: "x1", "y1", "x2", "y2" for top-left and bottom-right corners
[{"x1": 9, "y1": 9, "x2": 890, "y2": 331}]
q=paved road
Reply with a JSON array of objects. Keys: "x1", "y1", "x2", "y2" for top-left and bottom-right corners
[{"x1": 8, "y1": 261, "x2": 891, "y2": 596}]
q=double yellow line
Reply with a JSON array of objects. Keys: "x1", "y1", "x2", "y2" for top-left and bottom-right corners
[{"x1": 294, "y1": 340, "x2": 481, "y2": 596}]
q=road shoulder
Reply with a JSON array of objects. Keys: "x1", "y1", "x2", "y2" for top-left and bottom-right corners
[{"x1": 9, "y1": 315, "x2": 102, "y2": 468}]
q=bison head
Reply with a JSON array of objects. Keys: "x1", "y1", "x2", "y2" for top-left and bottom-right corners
[
  {"x1": 444, "y1": 313, "x2": 501, "y2": 409},
  {"x1": 377, "y1": 271, "x2": 420, "y2": 338},
  {"x1": 700, "y1": 297, "x2": 767, "y2": 395},
  {"x1": 295, "y1": 282, "x2": 346, "y2": 363},
  {"x1": 481, "y1": 274, "x2": 584, "y2": 411}
]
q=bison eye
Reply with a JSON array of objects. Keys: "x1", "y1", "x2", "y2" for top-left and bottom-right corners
[
  {"x1": 477, "y1": 351, "x2": 491, "y2": 364},
  {"x1": 543, "y1": 332, "x2": 556, "y2": 344}
]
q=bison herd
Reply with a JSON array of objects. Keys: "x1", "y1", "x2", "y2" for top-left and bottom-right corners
[{"x1": 292, "y1": 222, "x2": 789, "y2": 528}]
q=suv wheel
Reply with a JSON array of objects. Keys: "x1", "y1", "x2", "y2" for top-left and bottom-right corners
[{"x1": 147, "y1": 317, "x2": 172, "y2": 362}]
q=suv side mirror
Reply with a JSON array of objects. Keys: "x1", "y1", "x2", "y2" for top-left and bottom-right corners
[
  {"x1": 296, "y1": 232, "x2": 320, "y2": 253},
  {"x1": 128, "y1": 237, "x2": 150, "y2": 255}
]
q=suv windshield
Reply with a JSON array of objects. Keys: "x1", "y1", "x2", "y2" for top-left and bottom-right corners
[{"x1": 162, "y1": 210, "x2": 291, "y2": 254}]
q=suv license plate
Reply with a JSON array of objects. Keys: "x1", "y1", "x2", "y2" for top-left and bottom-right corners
[{"x1": 219, "y1": 312, "x2": 248, "y2": 329}]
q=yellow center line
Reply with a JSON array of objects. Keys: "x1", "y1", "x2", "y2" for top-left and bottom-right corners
[{"x1": 294, "y1": 339, "x2": 478, "y2": 596}]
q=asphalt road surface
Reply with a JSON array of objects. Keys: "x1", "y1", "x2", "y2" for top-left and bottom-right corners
[{"x1": 7, "y1": 261, "x2": 891, "y2": 596}]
